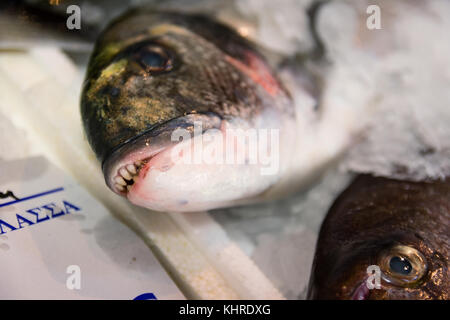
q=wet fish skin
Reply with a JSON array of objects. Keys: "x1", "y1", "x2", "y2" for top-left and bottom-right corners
[
  {"x1": 81, "y1": 9, "x2": 296, "y2": 212},
  {"x1": 308, "y1": 174, "x2": 449, "y2": 300}
]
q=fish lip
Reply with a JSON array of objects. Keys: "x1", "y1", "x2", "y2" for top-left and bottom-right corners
[
  {"x1": 351, "y1": 278, "x2": 371, "y2": 300},
  {"x1": 102, "y1": 112, "x2": 223, "y2": 195}
]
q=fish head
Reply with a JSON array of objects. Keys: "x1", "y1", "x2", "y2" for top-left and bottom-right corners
[
  {"x1": 308, "y1": 175, "x2": 449, "y2": 300},
  {"x1": 308, "y1": 236, "x2": 448, "y2": 300},
  {"x1": 81, "y1": 11, "x2": 294, "y2": 212}
]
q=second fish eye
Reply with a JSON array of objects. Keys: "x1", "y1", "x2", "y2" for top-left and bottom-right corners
[
  {"x1": 379, "y1": 244, "x2": 427, "y2": 286},
  {"x1": 137, "y1": 46, "x2": 173, "y2": 73}
]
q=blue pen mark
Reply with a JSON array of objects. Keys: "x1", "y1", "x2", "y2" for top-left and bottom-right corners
[
  {"x1": 133, "y1": 293, "x2": 158, "y2": 300},
  {"x1": 0, "y1": 187, "x2": 65, "y2": 208}
]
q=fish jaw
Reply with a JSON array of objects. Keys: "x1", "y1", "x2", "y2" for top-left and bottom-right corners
[
  {"x1": 104, "y1": 113, "x2": 291, "y2": 212},
  {"x1": 103, "y1": 114, "x2": 221, "y2": 192},
  {"x1": 127, "y1": 136, "x2": 275, "y2": 212}
]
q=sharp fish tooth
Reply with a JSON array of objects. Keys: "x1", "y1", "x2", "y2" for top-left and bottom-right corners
[
  {"x1": 116, "y1": 184, "x2": 125, "y2": 191},
  {"x1": 114, "y1": 176, "x2": 127, "y2": 186},
  {"x1": 135, "y1": 160, "x2": 142, "y2": 167},
  {"x1": 120, "y1": 167, "x2": 132, "y2": 180},
  {"x1": 126, "y1": 164, "x2": 137, "y2": 175},
  {"x1": 127, "y1": 185, "x2": 132, "y2": 192}
]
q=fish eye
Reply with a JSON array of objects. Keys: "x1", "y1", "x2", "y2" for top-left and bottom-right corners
[
  {"x1": 136, "y1": 45, "x2": 173, "y2": 73},
  {"x1": 378, "y1": 244, "x2": 427, "y2": 286},
  {"x1": 389, "y1": 256, "x2": 412, "y2": 275}
]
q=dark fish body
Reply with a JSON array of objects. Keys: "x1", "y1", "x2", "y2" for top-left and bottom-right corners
[
  {"x1": 81, "y1": 9, "x2": 297, "y2": 212},
  {"x1": 308, "y1": 175, "x2": 450, "y2": 300}
]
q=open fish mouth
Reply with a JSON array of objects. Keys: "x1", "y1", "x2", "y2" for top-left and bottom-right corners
[
  {"x1": 106, "y1": 142, "x2": 170, "y2": 195},
  {"x1": 112, "y1": 156, "x2": 153, "y2": 194},
  {"x1": 102, "y1": 113, "x2": 223, "y2": 203},
  {"x1": 101, "y1": 111, "x2": 285, "y2": 212},
  {"x1": 101, "y1": 110, "x2": 288, "y2": 212},
  {"x1": 109, "y1": 140, "x2": 180, "y2": 196}
]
